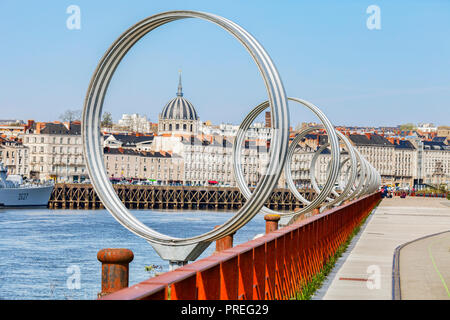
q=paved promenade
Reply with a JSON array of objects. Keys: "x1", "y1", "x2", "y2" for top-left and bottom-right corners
[
  {"x1": 398, "y1": 230, "x2": 450, "y2": 299},
  {"x1": 313, "y1": 197, "x2": 450, "y2": 300}
]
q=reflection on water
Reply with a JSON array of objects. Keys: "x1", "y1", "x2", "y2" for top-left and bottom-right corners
[{"x1": 0, "y1": 208, "x2": 266, "y2": 300}]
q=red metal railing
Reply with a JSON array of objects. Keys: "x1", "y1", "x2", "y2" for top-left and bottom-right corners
[{"x1": 100, "y1": 192, "x2": 381, "y2": 300}]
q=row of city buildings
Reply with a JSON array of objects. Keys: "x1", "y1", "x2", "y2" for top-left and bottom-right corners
[{"x1": 1, "y1": 77, "x2": 449, "y2": 189}]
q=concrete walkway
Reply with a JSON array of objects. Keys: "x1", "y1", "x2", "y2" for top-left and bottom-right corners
[
  {"x1": 398, "y1": 230, "x2": 450, "y2": 299},
  {"x1": 313, "y1": 197, "x2": 450, "y2": 300}
]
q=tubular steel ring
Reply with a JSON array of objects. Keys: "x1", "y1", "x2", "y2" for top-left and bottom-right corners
[
  {"x1": 82, "y1": 10, "x2": 290, "y2": 246},
  {"x1": 346, "y1": 150, "x2": 367, "y2": 200},
  {"x1": 232, "y1": 97, "x2": 340, "y2": 220},
  {"x1": 353, "y1": 150, "x2": 375, "y2": 198},
  {"x1": 309, "y1": 130, "x2": 357, "y2": 208}
]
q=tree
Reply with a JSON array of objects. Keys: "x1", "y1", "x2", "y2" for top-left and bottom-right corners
[
  {"x1": 399, "y1": 123, "x2": 416, "y2": 131},
  {"x1": 59, "y1": 109, "x2": 82, "y2": 122},
  {"x1": 101, "y1": 112, "x2": 113, "y2": 128}
]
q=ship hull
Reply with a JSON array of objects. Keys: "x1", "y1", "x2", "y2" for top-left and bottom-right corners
[{"x1": 0, "y1": 185, "x2": 53, "y2": 207}]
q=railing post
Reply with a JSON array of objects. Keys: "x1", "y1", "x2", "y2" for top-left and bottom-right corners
[
  {"x1": 264, "y1": 214, "x2": 280, "y2": 234},
  {"x1": 214, "y1": 225, "x2": 234, "y2": 252},
  {"x1": 97, "y1": 248, "x2": 134, "y2": 298}
]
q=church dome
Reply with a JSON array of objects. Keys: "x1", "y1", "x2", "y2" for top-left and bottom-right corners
[{"x1": 160, "y1": 73, "x2": 199, "y2": 121}]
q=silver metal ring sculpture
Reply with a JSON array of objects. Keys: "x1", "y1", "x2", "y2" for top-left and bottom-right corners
[
  {"x1": 296, "y1": 131, "x2": 380, "y2": 202},
  {"x1": 82, "y1": 11, "x2": 289, "y2": 263},
  {"x1": 232, "y1": 97, "x2": 380, "y2": 225},
  {"x1": 308, "y1": 130, "x2": 358, "y2": 209},
  {"x1": 232, "y1": 98, "x2": 340, "y2": 224},
  {"x1": 82, "y1": 10, "x2": 381, "y2": 264}
]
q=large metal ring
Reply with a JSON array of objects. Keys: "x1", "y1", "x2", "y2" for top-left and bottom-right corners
[
  {"x1": 345, "y1": 149, "x2": 367, "y2": 200},
  {"x1": 232, "y1": 97, "x2": 339, "y2": 221},
  {"x1": 352, "y1": 150, "x2": 373, "y2": 198},
  {"x1": 82, "y1": 10, "x2": 289, "y2": 246},
  {"x1": 309, "y1": 130, "x2": 357, "y2": 208}
]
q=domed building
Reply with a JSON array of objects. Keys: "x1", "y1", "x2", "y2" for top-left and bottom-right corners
[{"x1": 158, "y1": 73, "x2": 200, "y2": 135}]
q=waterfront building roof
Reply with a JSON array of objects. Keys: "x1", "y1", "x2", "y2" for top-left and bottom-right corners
[
  {"x1": 348, "y1": 133, "x2": 393, "y2": 147},
  {"x1": 422, "y1": 141, "x2": 449, "y2": 151},
  {"x1": 108, "y1": 134, "x2": 154, "y2": 147},
  {"x1": 394, "y1": 140, "x2": 416, "y2": 150},
  {"x1": 432, "y1": 136, "x2": 447, "y2": 143},
  {"x1": 104, "y1": 147, "x2": 176, "y2": 158},
  {"x1": 28, "y1": 121, "x2": 82, "y2": 135}
]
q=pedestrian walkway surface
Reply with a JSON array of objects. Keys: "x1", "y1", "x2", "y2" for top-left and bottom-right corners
[
  {"x1": 399, "y1": 230, "x2": 450, "y2": 299},
  {"x1": 313, "y1": 197, "x2": 450, "y2": 300}
]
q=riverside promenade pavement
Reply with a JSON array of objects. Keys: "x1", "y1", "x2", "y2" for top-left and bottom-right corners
[{"x1": 313, "y1": 196, "x2": 450, "y2": 300}]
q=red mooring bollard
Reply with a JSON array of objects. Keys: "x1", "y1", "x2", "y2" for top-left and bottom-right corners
[
  {"x1": 214, "y1": 225, "x2": 234, "y2": 253},
  {"x1": 264, "y1": 214, "x2": 280, "y2": 234},
  {"x1": 97, "y1": 248, "x2": 134, "y2": 298}
]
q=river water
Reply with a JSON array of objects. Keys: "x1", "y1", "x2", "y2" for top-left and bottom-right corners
[{"x1": 0, "y1": 208, "x2": 266, "y2": 300}]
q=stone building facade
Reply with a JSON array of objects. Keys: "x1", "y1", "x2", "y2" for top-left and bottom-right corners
[
  {"x1": 21, "y1": 121, "x2": 87, "y2": 182},
  {"x1": 420, "y1": 141, "x2": 450, "y2": 187},
  {"x1": 104, "y1": 148, "x2": 184, "y2": 183},
  {"x1": 0, "y1": 137, "x2": 28, "y2": 176}
]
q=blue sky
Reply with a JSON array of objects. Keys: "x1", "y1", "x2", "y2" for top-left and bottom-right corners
[{"x1": 0, "y1": 0, "x2": 449, "y2": 127}]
